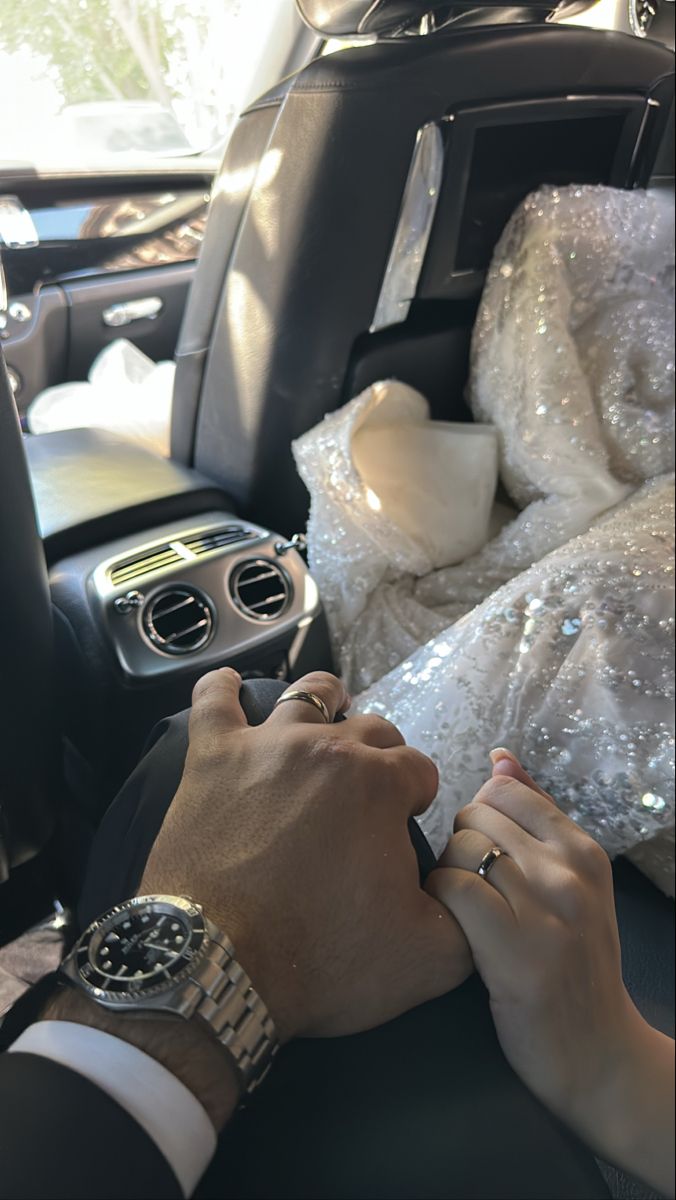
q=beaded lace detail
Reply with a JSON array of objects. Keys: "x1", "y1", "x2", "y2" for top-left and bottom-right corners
[
  {"x1": 292, "y1": 185, "x2": 675, "y2": 892},
  {"x1": 357, "y1": 478, "x2": 674, "y2": 887}
]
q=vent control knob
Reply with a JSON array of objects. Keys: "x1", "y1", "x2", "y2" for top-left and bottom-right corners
[
  {"x1": 274, "y1": 533, "x2": 307, "y2": 557},
  {"x1": 114, "y1": 590, "x2": 144, "y2": 614}
]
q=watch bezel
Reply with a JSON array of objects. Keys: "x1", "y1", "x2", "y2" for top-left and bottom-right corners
[{"x1": 69, "y1": 895, "x2": 207, "y2": 1005}]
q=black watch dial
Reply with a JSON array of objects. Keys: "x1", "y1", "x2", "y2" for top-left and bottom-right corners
[{"x1": 76, "y1": 897, "x2": 206, "y2": 997}]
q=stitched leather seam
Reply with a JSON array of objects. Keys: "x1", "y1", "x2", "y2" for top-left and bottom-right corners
[
  {"x1": 359, "y1": 0, "x2": 388, "y2": 35},
  {"x1": 243, "y1": 98, "x2": 285, "y2": 115}
]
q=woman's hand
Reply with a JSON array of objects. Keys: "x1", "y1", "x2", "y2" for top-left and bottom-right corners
[{"x1": 426, "y1": 750, "x2": 675, "y2": 1198}]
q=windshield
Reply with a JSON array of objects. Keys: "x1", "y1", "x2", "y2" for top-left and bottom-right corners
[{"x1": 0, "y1": 0, "x2": 295, "y2": 171}]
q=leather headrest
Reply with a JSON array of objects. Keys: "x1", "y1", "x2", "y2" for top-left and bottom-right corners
[{"x1": 296, "y1": 0, "x2": 549, "y2": 37}]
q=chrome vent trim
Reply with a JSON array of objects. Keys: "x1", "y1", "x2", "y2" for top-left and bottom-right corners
[
  {"x1": 142, "y1": 586, "x2": 214, "y2": 655},
  {"x1": 182, "y1": 525, "x2": 257, "y2": 556},
  {"x1": 110, "y1": 544, "x2": 182, "y2": 586},
  {"x1": 229, "y1": 559, "x2": 292, "y2": 622},
  {"x1": 108, "y1": 526, "x2": 258, "y2": 587}
]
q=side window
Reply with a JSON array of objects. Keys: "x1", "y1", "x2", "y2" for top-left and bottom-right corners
[{"x1": 0, "y1": 0, "x2": 295, "y2": 170}]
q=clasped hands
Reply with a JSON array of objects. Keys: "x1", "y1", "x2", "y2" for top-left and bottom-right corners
[{"x1": 138, "y1": 668, "x2": 673, "y2": 1199}]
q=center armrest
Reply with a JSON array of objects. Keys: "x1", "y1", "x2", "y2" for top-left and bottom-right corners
[{"x1": 25, "y1": 428, "x2": 233, "y2": 565}]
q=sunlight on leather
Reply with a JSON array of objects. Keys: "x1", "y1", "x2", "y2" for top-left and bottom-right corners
[
  {"x1": 212, "y1": 162, "x2": 257, "y2": 200},
  {"x1": 213, "y1": 148, "x2": 283, "y2": 202},
  {"x1": 226, "y1": 270, "x2": 273, "y2": 434}
]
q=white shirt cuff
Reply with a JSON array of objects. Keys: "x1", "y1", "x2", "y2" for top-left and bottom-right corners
[{"x1": 9, "y1": 1021, "x2": 217, "y2": 1197}]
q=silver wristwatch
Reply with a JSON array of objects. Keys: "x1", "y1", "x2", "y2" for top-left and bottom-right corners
[{"x1": 60, "y1": 895, "x2": 278, "y2": 1095}]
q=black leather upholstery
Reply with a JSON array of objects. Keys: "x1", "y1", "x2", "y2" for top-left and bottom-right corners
[
  {"x1": 24, "y1": 427, "x2": 233, "y2": 566},
  {"x1": 171, "y1": 103, "x2": 281, "y2": 465},
  {"x1": 613, "y1": 859, "x2": 675, "y2": 1039},
  {"x1": 0, "y1": 354, "x2": 59, "y2": 879},
  {"x1": 597, "y1": 858, "x2": 675, "y2": 1200},
  {"x1": 174, "y1": 26, "x2": 673, "y2": 535},
  {"x1": 297, "y1": 0, "x2": 551, "y2": 37}
]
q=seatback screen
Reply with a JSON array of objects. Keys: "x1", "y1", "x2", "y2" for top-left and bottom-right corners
[{"x1": 455, "y1": 113, "x2": 626, "y2": 272}]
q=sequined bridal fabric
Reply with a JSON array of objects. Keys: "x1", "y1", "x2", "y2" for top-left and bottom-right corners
[{"x1": 293, "y1": 185, "x2": 675, "y2": 893}]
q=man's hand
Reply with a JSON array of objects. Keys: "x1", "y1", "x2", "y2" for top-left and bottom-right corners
[{"x1": 141, "y1": 668, "x2": 471, "y2": 1044}]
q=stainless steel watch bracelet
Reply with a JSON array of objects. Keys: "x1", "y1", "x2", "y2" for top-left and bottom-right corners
[{"x1": 183, "y1": 928, "x2": 278, "y2": 1095}]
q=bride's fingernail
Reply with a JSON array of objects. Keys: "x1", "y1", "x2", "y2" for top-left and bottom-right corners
[{"x1": 489, "y1": 747, "x2": 519, "y2": 766}]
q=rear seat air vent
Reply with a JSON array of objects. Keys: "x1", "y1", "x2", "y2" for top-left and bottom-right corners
[
  {"x1": 143, "y1": 586, "x2": 214, "y2": 655},
  {"x1": 229, "y1": 559, "x2": 291, "y2": 621},
  {"x1": 110, "y1": 544, "x2": 182, "y2": 586},
  {"x1": 182, "y1": 526, "x2": 257, "y2": 556}
]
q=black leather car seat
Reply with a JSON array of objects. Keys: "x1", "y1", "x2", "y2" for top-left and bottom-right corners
[
  {"x1": 170, "y1": 0, "x2": 674, "y2": 536},
  {"x1": 0, "y1": 352, "x2": 61, "y2": 897}
]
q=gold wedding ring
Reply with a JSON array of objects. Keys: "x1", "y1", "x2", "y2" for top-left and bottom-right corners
[
  {"x1": 274, "y1": 689, "x2": 331, "y2": 724},
  {"x1": 477, "y1": 846, "x2": 506, "y2": 878}
]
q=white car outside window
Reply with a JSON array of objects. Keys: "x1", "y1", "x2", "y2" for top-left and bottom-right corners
[{"x1": 0, "y1": 0, "x2": 299, "y2": 171}]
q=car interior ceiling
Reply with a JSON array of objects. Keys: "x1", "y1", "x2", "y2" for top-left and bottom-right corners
[{"x1": 0, "y1": 2, "x2": 674, "y2": 1183}]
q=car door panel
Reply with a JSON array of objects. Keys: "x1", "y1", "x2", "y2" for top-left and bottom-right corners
[
  {"x1": 62, "y1": 261, "x2": 196, "y2": 383},
  {"x1": 4, "y1": 263, "x2": 196, "y2": 414},
  {"x1": 1, "y1": 286, "x2": 68, "y2": 413},
  {"x1": 0, "y1": 170, "x2": 214, "y2": 414}
]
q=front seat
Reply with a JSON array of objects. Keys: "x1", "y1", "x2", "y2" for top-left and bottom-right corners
[
  {"x1": 168, "y1": 0, "x2": 674, "y2": 536},
  {"x1": 23, "y1": 3, "x2": 674, "y2": 554}
]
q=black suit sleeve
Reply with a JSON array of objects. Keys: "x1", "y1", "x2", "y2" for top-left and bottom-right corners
[{"x1": 0, "y1": 1052, "x2": 182, "y2": 1199}]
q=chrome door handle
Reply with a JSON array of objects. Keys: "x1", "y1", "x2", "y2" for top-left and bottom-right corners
[
  {"x1": 102, "y1": 296, "x2": 163, "y2": 327},
  {"x1": 0, "y1": 195, "x2": 39, "y2": 329}
]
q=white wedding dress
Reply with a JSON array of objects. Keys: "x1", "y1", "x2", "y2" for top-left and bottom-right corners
[{"x1": 293, "y1": 185, "x2": 675, "y2": 894}]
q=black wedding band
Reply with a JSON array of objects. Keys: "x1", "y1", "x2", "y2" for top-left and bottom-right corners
[
  {"x1": 477, "y1": 846, "x2": 506, "y2": 878},
  {"x1": 274, "y1": 689, "x2": 331, "y2": 724}
]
